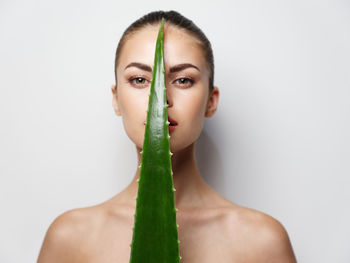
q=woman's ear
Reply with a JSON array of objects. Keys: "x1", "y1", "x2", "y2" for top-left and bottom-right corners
[
  {"x1": 205, "y1": 86, "x2": 219, "y2": 118},
  {"x1": 111, "y1": 85, "x2": 121, "y2": 116}
]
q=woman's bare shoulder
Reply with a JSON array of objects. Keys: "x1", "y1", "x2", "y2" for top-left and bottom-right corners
[
  {"x1": 221, "y1": 203, "x2": 297, "y2": 262},
  {"x1": 37, "y1": 204, "x2": 108, "y2": 263}
]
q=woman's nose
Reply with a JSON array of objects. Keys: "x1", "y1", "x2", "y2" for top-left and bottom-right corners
[{"x1": 166, "y1": 90, "x2": 173, "y2": 108}]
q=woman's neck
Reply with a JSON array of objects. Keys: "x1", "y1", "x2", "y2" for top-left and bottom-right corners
[{"x1": 119, "y1": 142, "x2": 212, "y2": 210}]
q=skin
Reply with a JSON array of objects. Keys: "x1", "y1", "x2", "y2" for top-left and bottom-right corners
[{"x1": 37, "y1": 23, "x2": 297, "y2": 263}]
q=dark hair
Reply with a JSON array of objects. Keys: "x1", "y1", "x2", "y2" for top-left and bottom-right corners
[{"x1": 114, "y1": 10, "x2": 214, "y2": 92}]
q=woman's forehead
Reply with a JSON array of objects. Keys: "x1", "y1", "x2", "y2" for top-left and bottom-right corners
[{"x1": 118, "y1": 25, "x2": 207, "y2": 73}]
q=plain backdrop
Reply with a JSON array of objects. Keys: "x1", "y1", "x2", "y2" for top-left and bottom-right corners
[{"x1": 0, "y1": 0, "x2": 349, "y2": 262}]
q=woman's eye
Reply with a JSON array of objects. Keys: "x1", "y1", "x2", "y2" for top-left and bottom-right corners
[
  {"x1": 129, "y1": 77, "x2": 150, "y2": 88},
  {"x1": 174, "y1": 78, "x2": 194, "y2": 88}
]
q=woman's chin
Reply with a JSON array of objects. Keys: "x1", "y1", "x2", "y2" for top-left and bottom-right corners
[
  {"x1": 131, "y1": 133, "x2": 196, "y2": 156},
  {"x1": 170, "y1": 140, "x2": 195, "y2": 155}
]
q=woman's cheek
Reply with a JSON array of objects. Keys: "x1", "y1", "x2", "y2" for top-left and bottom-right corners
[
  {"x1": 119, "y1": 90, "x2": 148, "y2": 148},
  {"x1": 184, "y1": 94, "x2": 206, "y2": 139},
  {"x1": 189, "y1": 90, "x2": 207, "y2": 119}
]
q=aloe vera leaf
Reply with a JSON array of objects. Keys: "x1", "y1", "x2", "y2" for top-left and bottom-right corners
[{"x1": 129, "y1": 18, "x2": 180, "y2": 263}]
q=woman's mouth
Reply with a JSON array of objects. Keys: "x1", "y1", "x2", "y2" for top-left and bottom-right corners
[
  {"x1": 168, "y1": 116, "x2": 177, "y2": 134},
  {"x1": 143, "y1": 116, "x2": 178, "y2": 134}
]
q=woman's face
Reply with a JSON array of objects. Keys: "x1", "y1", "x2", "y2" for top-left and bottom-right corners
[{"x1": 112, "y1": 23, "x2": 219, "y2": 153}]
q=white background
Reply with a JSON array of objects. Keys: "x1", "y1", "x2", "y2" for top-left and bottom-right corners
[{"x1": 1, "y1": 0, "x2": 349, "y2": 262}]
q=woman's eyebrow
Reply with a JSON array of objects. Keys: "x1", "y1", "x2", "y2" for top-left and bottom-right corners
[
  {"x1": 125, "y1": 62, "x2": 152, "y2": 72},
  {"x1": 124, "y1": 62, "x2": 200, "y2": 73},
  {"x1": 169, "y1": 63, "x2": 200, "y2": 73}
]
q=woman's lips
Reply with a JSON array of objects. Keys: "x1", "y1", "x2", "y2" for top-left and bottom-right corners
[
  {"x1": 168, "y1": 116, "x2": 177, "y2": 134},
  {"x1": 169, "y1": 125, "x2": 176, "y2": 134},
  {"x1": 168, "y1": 116, "x2": 178, "y2": 126},
  {"x1": 143, "y1": 117, "x2": 177, "y2": 133},
  {"x1": 143, "y1": 116, "x2": 177, "y2": 134}
]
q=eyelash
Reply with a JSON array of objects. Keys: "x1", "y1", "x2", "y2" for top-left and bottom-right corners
[{"x1": 128, "y1": 76, "x2": 194, "y2": 88}]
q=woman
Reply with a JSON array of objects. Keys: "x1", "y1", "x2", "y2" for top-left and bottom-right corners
[{"x1": 37, "y1": 10, "x2": 297, "y2": 262}]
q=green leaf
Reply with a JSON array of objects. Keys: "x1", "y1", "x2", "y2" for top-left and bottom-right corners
[{"x1": 129, "y1": 18, "x2": 180, "y2": 263}]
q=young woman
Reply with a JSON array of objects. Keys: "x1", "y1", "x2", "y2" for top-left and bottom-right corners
[{"x1": 37, "y1": 10, "x2": 297, "y2": 263}]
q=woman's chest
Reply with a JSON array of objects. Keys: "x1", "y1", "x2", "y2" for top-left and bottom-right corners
[
  {"x1": 85, "y1": 236, "x2": 234, "y2": 263},
  {"x1": 82, "y1": 218, "x2": 235, "y2": 263}
]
